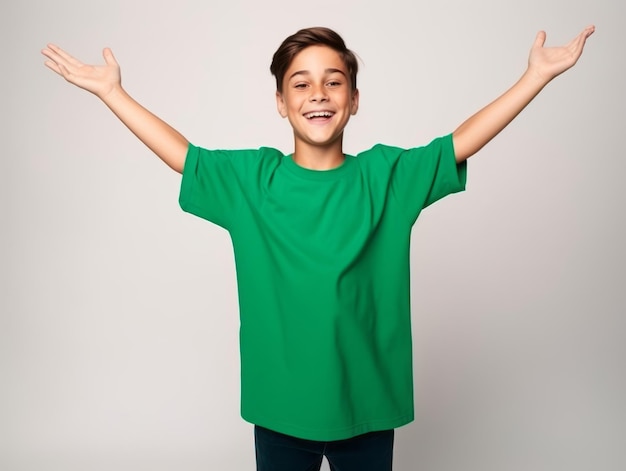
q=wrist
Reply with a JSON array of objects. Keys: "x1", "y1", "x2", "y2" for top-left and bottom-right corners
[
  {"x1": 525, "y1": 63, "x2": 555, "y2": 88},
  {"x1": 521, "y1": 66, "x2": 551, "y2": 91},
  {"x1": 99, "y1": 83, "x2": 126, "y2": 105}
]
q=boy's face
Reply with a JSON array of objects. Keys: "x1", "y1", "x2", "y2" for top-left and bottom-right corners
[{"x1": 276, "y1": 45, "x2": 359, "y2": 155}]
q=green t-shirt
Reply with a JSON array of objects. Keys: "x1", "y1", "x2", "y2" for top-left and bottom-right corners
[{"x1": 179, "y1": 134, "x2": 466, "y2": 441}]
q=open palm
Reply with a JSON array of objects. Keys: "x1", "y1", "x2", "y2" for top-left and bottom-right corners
[
  {"x1": 528, "y1": 25, "x2": 595, "y2": 82},
  {"x1": 41, "y1": 44, "x2": 121, "y2": 99}
]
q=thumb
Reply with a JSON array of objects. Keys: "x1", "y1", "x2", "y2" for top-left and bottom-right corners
[
  {"x1": 534, "y1": 31, "x2": 547, "y2": 49},
  {"x1": 102, "y1": 47, "x2": 118, "y2": 66}
]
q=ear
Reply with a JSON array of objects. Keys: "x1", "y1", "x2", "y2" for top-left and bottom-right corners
[
  {"x1": 350, "y1": 88, "x2": 360, "y2": 116},
  {"x1": 276, "y1": 91, "x2": 287, "y2": 118}
]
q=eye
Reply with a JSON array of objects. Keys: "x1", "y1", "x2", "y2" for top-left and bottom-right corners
[
  {"x1": 294, "y1": 83, "x2": 309, "y2": 89},
  {"x1": 326, "y1": 80, "x2": 342, "y2": 87}
]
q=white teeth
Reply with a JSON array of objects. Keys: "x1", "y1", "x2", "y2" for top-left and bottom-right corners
[{"x1": 305, "y1": 111, "x2": 333, "y2": 119}]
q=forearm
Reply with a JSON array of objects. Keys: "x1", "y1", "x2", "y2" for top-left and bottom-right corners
[
  {"x1": 452, "y1": 69, "x2": 547, "y2": 162},
  {"x1": 451, "y1": 26, "x2": 594, "y2": 163},
  {"x1": 101, "y1": 86, "x2": 189, "y2": 173}
]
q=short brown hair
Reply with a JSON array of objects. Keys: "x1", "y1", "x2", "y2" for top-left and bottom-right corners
[{"x1": 270, "y1": 27, "x2": 359, "y2": 93}]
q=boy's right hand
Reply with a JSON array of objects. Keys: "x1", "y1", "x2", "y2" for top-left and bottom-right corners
[
  {"x1": 42, "y1": 44, "x2": 121, "y2": 100},
  {"x1": 41, "y1": 43, "x2": 189, "y2": 173}
]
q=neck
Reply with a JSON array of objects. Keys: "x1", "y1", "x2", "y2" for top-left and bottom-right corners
[{"x1": 292, "y1": 137, "x2": 345, "y2": 170}]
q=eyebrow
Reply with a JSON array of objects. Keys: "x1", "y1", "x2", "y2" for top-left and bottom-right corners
[{"x1": 288, "y1": 68, "x2": 347, "y2": 81}]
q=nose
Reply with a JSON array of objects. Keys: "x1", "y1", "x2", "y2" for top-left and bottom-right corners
[{"x1": 309, "y1": 84, "x2": 328, "y2": 102}]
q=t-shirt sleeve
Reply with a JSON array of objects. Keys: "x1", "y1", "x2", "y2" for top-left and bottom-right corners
[
  {"x1": 179, "y1": 144, "x2": 248, "y2": 229},
  {"x1": 389, "y1": 134, "x2": 467, "y2": 223}
]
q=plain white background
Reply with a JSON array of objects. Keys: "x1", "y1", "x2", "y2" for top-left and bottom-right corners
[{"x1": 2, "y1": 0, "x2": 625, "y2": 470}]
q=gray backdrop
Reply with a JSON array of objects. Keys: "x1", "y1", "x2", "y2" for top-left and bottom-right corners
[{"x1": 2, "y1": 0, "x2": 624, "y2": 470}]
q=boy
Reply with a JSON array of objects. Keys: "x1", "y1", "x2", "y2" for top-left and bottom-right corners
[{"x1": 42, "y1": 25, "x2": 594, "y2": 471}]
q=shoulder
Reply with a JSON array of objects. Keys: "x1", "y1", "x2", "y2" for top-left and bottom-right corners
[
  {"x1": 189, "y1": 144, "x2": 284, "y2": 159},
  {"x1": 188, "y1": 145, "x2": 284, "y2": 169},
  {"x1": 182, "y1": 145, "x2": 286, "y2": 189},
  {"x1": 354, "y1": 144, "x2": 418, "y2": 171},
  {"x1": 357, "y1": 136, "x2": 453, "y2": 158},
  {"x1": 356, "y1": 135, "x2": 454, "y2": 166}
]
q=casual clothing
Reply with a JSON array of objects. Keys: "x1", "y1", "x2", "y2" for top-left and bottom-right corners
[
  {"x1": 254, "y1": 425, "x2": 394, "y2": 471},
  {"x1": 179, "y1": 134, "x2": 466, "y2": 441}
]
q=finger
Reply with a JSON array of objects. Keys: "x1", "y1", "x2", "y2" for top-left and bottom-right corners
[
  {"x1": 577, "y1": 25, "x2": 595, "y2": 50},
  {"x1": 568, "y1": 28, "x2": 592, "y2": 56},
  {"x1": 41, "y1": 47, "x2": 68, "y2": 71},
  {"x1": 533, "y1": 30, "x2": 546, "y2": 49},
  {"x1": 43, "y1": 59, "x2": 63, "y2": 76},
  {"x1": 102, "y1": 47, "x2": 119, "y2": 67},
  {"x1": 583, "y1": 25, "x2": 596, "y2": 38},
  {"x1": 57, "y1": 62, "x2": 73, "y2": 81},
  {"x1": 46, "y1": 43, "x2": 83, "y2": 68},
  {"x1": 568, "y1": 25, "x2": 595, "y2": 49},
  {"x1": 561, "y1": 26, "x2": 594, "y2": 67},
  {"x1": 41, "y1": 46, "x2": 71, "y2": 70},
  {"x1": 41, "y1": 46, "x2": 60, "y2": 61},
  {"x1": 43, "y1": 58, "x2": 72, "y2": 81},
  {"x1": 563, "y1": 34, "x2": 583, "y2": 55}
]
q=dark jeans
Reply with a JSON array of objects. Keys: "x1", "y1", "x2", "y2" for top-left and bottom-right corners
[{"x1": 254, "y1": 425, "x2": 394, "y2": 471}]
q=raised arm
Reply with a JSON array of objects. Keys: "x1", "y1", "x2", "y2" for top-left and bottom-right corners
[
  {"x1": 42, "y1": 44, "x2": 188, "y2": 173},
  {"x1": 452, "y1": 25, "x2": 595, "y2": 163}
]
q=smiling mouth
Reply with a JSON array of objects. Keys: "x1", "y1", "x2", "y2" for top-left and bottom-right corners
[{"x1": 304, "y1": 111, "x2": 335, "y2": 119}]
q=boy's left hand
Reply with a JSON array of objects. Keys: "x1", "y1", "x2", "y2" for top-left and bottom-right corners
[
  {"x1": 452, "y1": 25, "x2": 595, "y2": 162},
  {"x1": 528, "y1": 25, "x2": 595, "y2": 84}
]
